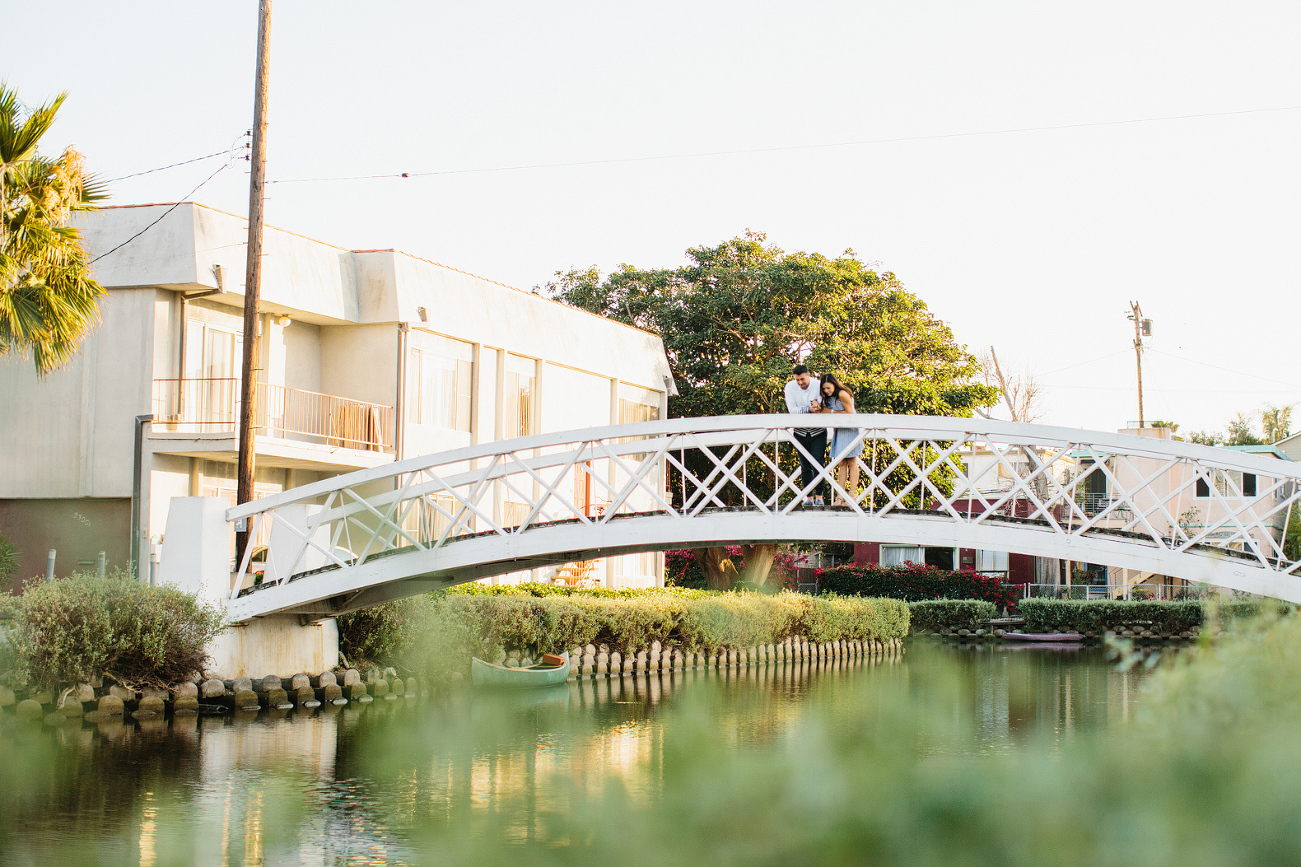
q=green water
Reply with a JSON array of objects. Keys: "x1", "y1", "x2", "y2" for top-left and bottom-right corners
[{"x1": 0, "y1": 643, "x2": 1149, "y2": 865}]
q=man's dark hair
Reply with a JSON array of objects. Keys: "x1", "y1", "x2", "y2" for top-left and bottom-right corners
[{"x1": 793, "y1": 364, "x2": 810, "y2": 376}]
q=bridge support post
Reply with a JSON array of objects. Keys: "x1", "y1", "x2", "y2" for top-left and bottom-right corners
[
  {"x1": 206, "y1": 616, "x2": 340, "y2": 679},
  {"x1": 157, "y1": 497, "x2": 341, "y2": 678}
]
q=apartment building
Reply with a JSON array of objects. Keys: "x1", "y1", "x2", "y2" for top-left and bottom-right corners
[{"x1": 0, "y1": 202, "x2": 674, "y2": 587}]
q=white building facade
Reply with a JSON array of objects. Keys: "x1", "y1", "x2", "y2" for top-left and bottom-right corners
[{"x1": 0, "y1": 202, "x2": 674, "y2": 588}]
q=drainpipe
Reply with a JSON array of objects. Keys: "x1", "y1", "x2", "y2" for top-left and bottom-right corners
[
  {"x1": 395, "y1": 322, "x2": 409, "y2": 464},
  {"x1": 130, "y1": 414, "x2": 154, "y2": 580}
]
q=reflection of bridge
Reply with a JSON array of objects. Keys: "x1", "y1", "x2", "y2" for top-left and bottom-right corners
[{"x1": 224, "y1": 415, "x2": 1301, "y2": 621}]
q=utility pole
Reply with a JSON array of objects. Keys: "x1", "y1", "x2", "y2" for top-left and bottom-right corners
[
  {"x1": 1128, "y1": 301, "x2": 1152, "y2": 428},
  {"x1": 236, "y1": 0, "x2": 272, "y2": 569}
]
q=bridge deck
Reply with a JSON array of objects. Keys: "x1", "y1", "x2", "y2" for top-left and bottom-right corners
[{"x1": 224, "y1": 415, "x2": 1301, "y2": 620}]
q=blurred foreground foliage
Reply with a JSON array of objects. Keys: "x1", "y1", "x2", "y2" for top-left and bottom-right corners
[
  {"x1": 8, "y1": 606, "x2": 1301, "y2": 863},
  {"x1": 376, "y1": 612, "x2": 1301, "y2": 865},
  {"x1": 338, "y1": 586, "x2": 908, "y2": 685},
  {"x1": 0, "y1": 571, "x2": 225, "y2": 690}
]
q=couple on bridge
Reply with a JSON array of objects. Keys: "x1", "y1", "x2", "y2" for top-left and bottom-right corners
[{"x1": 784, "y1": 364, "x2": 863, "y2": 507}]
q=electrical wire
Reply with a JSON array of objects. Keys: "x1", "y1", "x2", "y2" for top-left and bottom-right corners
[
  {"x1": 105, "y1": 150, "x2": 230, "y2": 183},
  {"x1": 267, "y1": 103, "x2": 1301, "y2": 185},
  {"x1": 1147, "y1": 349, "x2": 1301, "y2": 390},
  {"x1": 105, "y1": 132, "x2": 250, "y2": 184},
  {"x1": 91, "y1": 163, "x2": 229, "y2": 264}
]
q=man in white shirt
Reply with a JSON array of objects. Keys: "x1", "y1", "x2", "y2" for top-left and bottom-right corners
[{"x1": 784, "y1": 364, "x2": 828, "y2": 505}]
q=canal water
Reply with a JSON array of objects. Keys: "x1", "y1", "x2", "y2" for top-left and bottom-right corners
[{"x1": 0, "y1": 642, "x2": 1151, "y2": 865}]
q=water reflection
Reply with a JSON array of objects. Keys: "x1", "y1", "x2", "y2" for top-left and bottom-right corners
[{"x1": 0, "y1": 647, "x2": 1148, "y2": 863}]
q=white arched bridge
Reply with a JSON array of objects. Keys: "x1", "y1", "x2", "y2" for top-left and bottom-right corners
[{"x1": 225, "y1": 415, "x2": 1301, "y2": 622}]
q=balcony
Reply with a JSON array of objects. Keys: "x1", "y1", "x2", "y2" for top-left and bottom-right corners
[{"x1": 150, "y1": 378, "x2": 395, "y2": 471}]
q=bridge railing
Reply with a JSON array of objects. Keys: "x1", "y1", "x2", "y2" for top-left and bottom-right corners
[{"x1": 226, "y1": 415, "x2": 1301, "y2": 602}]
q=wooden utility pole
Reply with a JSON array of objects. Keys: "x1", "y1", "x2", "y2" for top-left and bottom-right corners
[
  {"x1": 236, "y1": 0, "x2": 272, "y2": 568},
  {"x1": 1129, "y1": 300, "x2": 1146, "y2": 428}
]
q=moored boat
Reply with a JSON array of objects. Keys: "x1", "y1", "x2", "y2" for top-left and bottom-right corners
[
  {"x1": 1002, "y1": 632, "x2": 1085, "y2": 642},
  {"x1": 472, "y1": 651, "x2": 571, "y2": 688}
]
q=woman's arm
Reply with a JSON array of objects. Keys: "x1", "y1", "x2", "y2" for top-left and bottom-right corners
[{"x1": 837, "y1": 389, "x2": 855, "y2": 413}]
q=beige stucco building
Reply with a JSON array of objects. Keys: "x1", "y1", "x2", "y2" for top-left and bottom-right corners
[{"x1": 0, "y1": 202, "x2": 673, "y2": 587}]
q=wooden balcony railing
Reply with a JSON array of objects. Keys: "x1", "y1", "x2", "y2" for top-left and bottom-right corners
[{"x1": 152, "y1": 378, "x2": 393, "y2": 451}]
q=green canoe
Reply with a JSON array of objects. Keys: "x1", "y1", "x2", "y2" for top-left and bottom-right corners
[{"x1": 472, "y1": 651, "x2": 571, "y2": 688}]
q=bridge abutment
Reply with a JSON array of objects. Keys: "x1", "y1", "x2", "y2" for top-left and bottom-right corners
[
  {"x1": 158, "y1": 496, "x2": 341, "y2": 678},
  {"x1": 206, "y1": 616, "x2": 340, "y2": 679}
]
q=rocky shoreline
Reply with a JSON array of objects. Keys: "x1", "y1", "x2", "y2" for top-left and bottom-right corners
[{"x1": 0, "y1": 667, "x2": 419, "y2": 726}]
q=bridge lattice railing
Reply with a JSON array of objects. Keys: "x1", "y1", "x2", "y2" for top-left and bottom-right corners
[{"x1": 227, "y1": 415, "x2": 1301, "y2": 599}]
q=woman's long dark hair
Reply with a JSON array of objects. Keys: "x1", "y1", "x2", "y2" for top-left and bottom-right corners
[{"x1": 820, "y1": 373, "x2": 851, "y2": 406}]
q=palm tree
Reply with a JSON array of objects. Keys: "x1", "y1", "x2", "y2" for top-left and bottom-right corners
[{"x1": 0, "y1": 83, "x2": 106, "y2": 375}]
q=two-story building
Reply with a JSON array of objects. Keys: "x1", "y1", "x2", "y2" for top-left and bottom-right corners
[{"x1": 0, "y1": 202, "x2": 674, "y2": 588}]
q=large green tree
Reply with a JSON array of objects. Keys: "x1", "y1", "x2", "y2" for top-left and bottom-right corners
[
  {"x1": 550, "y1": 231, "x2": 994, "y2": 420},
  {"x1": 550, "y1": 232, "x2": 996, "y2": 588},
  {"x1": 1, "y1": 84, "x2": 105, "y2": 375}
]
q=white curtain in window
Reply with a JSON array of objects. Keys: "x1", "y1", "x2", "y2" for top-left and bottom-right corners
[{"x1": 880, "y1": 546, "x2": 924, "y2": 567}]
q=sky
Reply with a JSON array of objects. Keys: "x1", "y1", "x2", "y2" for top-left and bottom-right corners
[{"x1": 8, "y1": 1, "x2": 1301, "y2": 437}]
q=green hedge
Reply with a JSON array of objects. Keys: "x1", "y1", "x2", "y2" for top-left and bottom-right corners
[
  {"x1": 817, "y1": 563, "x2": 1018, "y2": 608},
  {"x1": 907, "y1": 600, "x2": 997, "y2": 633},
  {"x1": 338, "y1": 588, "x2": 909, "y2": 684},
  {"x1": 1018, "y1": 599, "x2": 1204, "y2": 634}
]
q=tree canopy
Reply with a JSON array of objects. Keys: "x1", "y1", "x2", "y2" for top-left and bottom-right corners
[
  {"x1": 548, "y1": 231, "x2": 995, "y2": 420},
  {"x1": 1, "y1": 84, "x2": 105, "y2": 375}
]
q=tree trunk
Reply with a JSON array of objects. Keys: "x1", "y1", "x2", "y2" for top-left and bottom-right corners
[
  {"x1": 740, "y1": 544, "x2": 777, "y2": 588},
  {"x1": 695, "y1": 547, "x2": 740, "y2": 591}
]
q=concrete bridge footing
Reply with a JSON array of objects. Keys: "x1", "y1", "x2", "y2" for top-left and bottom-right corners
[{"x1": 158, "y1": 496, "x2": 341, "y2": 678}]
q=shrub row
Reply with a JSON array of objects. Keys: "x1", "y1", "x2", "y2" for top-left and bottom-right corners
[
  {"x1": 338, "y1": 588, "x2": 909, "y2": 684},
  {"x1": 0, "y1": 572, "x2": 226, "y2": 691},
  {"x1": 817, "y1": 563, "x2": 1018, "y2": 609},
  {"x1": 1016, "y1": 598, "x2": 1294, "y2": 634},
  {"x1": 907, "y1": 600, "x2": 997, "y2": 634}
]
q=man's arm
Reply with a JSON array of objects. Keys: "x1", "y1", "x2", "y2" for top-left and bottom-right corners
[{"x1": 784, "y1": 381, "x2": 806, "y2": 414}]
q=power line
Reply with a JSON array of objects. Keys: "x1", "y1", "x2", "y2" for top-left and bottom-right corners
[
  {"x1": 91, "y1": 163, "x2": 229, "y2": 264},
  {"x1": 1147, "y1": 348, "x2": 1301, "y2": 390},
  {"x1": 1040, "y1": 348, "x2": 1132, "y2": 378},
  {"x1": 267, "y1": 103, "x2": 1301, "y2": 185},
  {"x1": 105, "y1": 149, "x2": 229, "y2": 183},
  {"x1": 105, "y1": 132, "x2": 250, "y2": 183}
]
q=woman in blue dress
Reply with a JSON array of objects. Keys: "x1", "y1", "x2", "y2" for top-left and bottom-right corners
[{"x1": 819, "y1": 373, "x2": 862, "y2": 507}]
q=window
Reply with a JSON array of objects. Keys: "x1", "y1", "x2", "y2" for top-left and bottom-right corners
[
  {"x1": 880, "y1": 545, "x2": 924, "y2": 567},
  {"x1": 407, "y1": 335, "x2": 473, "y2": 432},
  {"x1": 504, "y1": 354, "x2": 537, "y2": 438},
  {"x1": 1196, "y1": 470, "x2": 1258, "y2": 499},
  {"x1": 618, "y1": 398, "x2": 660, "y2": 425},
  {"x1": 177, "y1": 321, "x2": 241, "y2": 426}
]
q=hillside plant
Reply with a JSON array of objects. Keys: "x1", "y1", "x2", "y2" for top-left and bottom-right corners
[
  {"x1": 0, "y1": 534, "x2": 17, "y2": 589},
  {"x1": 3, "y1": 571, "x2": 225, "y2": 690},
  {"x1": 818, "y1": 562, "x2": 1018, "y2": 608}
]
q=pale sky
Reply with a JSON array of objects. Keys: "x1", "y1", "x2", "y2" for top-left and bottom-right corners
[{"x1": 9, "y1": 1, "x2": 1300, "y2": 437}]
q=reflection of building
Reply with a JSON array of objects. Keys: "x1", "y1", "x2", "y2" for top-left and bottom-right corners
[{"x1": 0, "y1": 202, "x2": 673, "y2": 587}]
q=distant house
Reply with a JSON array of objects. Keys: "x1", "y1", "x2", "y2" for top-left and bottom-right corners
[
  {"x1": 853, "y1": 424, "x2": 1293, "y2": 598},
  {"x1": 854, "y1": 439, "x2": 1073, "y2": 586},
  {"x1": 0, "y1": 202, "x2": 674, "y2": 588},
  {"x1": 1271, "y1": 430, "x2": 1301, "y2": 463}
]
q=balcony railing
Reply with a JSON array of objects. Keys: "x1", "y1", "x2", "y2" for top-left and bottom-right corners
[{"x1": 152, "y1": 378, "x2": 393, "y2": 451}]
